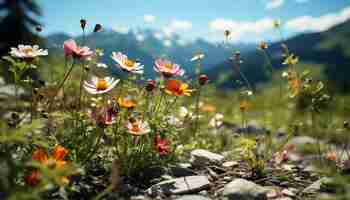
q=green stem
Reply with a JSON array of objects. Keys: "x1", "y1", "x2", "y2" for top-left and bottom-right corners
[
  {"x1": 78, "y1": 62, "x2": 85, "y2": 110},
  {"x1": 48, "y1": 59, "x2": 76, "y2": 111},
  {"x1": 194, "y1": 86, "x2": 201, "y2": 136}
]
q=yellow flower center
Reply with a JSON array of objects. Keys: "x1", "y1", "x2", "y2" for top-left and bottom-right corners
[
  {"x1": 164, "y1": 63, "x2": 173, "y2": 70},
  {"x1": 23, "y1": 48, "x2": 34, "y2": 54},
  {"x1": 131, "y1": 122, "x2": 141, "y2": 132},
  {"x1": 97, "y1": 79, "x2": 108, "y2": 91},
  {"x1": 123, "y1": 59, "x2": 135, "y2": 68}
]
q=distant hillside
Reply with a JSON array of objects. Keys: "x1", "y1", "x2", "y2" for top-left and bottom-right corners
[
  {"x1": 45, "y1": 29, "x2": 255, "y2": 78},
  {"x1": 208, "y1": 20, "x2": 350, "y2": 90}
]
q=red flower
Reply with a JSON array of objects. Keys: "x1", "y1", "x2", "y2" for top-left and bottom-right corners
[
  {"x1": 198, "y1": 74, "x2": 209, "y2": 86},
  {"x1": 154, "y1": 135, "x2": 171, "y2": 156}
]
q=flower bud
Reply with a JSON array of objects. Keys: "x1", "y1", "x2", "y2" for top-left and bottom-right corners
[
  {"x1": 35, "y1": 26, "x2": 42, "y2": 33},
  {"x1": 93, "y1": 24, "x2": 102, "y2": 32},
  {"x1": 234, "y1": 51, "x2": 241, "y2": 61},
  {"x1": 198, "y1": 74, "x2": 209, "y2": 85},
  {"x1": 259, "y1": 42, "x2": 268, "y2": 50},
  {"x1": 224, "y1": 30, "x2": 231, "y2": 37},
  {"x1": 80, "y1": 19, "x2": 87, "y2": 30},
  {"x1": 146, "y1": 79, "x2": 156, "y2": 91}
]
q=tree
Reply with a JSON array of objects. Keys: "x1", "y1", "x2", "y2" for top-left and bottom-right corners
[{"x1": 0, "y1": 0, "x2": 42, "y2": 81}]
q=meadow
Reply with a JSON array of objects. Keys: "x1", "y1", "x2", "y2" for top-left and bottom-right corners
[{"x1": 1, "y1": 17, "x2": 350, "y2": 200}]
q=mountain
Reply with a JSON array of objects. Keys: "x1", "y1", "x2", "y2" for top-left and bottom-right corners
[
  {"x1": 45, "y1": 29, "x2": 255, "y2": 78},
  {"x1": 207, "y1": 20, "x2": 350, "y2": 91}
]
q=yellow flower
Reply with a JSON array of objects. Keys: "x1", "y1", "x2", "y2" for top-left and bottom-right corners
[
  {"x1": 117, "y1": 97, "x2": 137, "y2": 109},
  {"x1": 283, "y1": 54, "x2": 299, "y2": 66}
]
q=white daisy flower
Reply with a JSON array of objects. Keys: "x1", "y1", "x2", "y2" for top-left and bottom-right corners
[
  {"x1": 179, "y1": 106, "x2": 192, "y2": 118},
  {"x1": 83, "y1": 76, "x2": 119, "y2": 94},
  {"x1": 10, "y1": 45, "x2": 48, "y2": 59},
  {"x1": 126, "y1": 120, "x2": 151, "y2": 135},
  {"x1": 164, "y1": 115, "x2": 182, "y2": 126},
  {"x1": 111, "y1": 52, "x2": 144, "y2": 74},
  {"x1": 209, "y1": 113, "x2": 224, "y2": 128}
]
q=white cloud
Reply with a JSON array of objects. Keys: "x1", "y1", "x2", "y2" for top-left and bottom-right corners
[
  {"x1": 266, "y1": 0, "x2": 284, "y2": 9},
  {"x1": 209, "y1": 18, "x2": 275, "y2": 42},
  {"x1": 170, "y1": 20, "x2": 192, "y2": 30},
  {"x1": 285, "y1": 6, "x2": 350, "y2": 32},
  {"x1": 144, "y1": 14, "x2": 156, "y2": 23},
  {"x1": 161, "y1": 19, "x2": 192, "y2": 37},
  {"x1": 265, "y1": 0, "x2": 309, "y2": 9}
]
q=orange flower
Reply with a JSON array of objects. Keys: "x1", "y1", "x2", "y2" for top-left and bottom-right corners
[
  {"x1": 326, "y1": 152, "x2": 337, "y2": 162},
  {"x1": 200, "y1": 104, "x2": 216, "y2": 113},
  {"x1": 239, "y1": 100, "x2": 250, "y2": 112},
  {"x1": 165, "y1": 80, "x2": 192, "y2": 97},
  {"x1": 32, "y1": 149, "x2": 48, "y2": 165},
  {"x1": 117, "y1": 97, "x2": 137, "y2": 109},
  {"x1": 25, "y1": 145, "x2": 69, "y2": 186},
  {"x1": 258, "y1": 42, "x2": 268, "y2": 50}
]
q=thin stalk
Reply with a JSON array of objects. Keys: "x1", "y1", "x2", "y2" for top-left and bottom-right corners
[
  {"x1": 47, "y1": 59, "x2": 76, "y2": 111},
  {"x1": 194, "y1": 86, "x2": 201, "y2": 136},
  {"x1": 78, "y1": 62, "x2": 85, "y2": 110},
  {"x1": 233, "y1": 60, "x2": 253, "y2": 92}
]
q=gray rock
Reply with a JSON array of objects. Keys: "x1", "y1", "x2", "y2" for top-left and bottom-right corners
[
  {"x1": 0, "y1": 84, "x2": 26, "y2": 98},
  {"x1": 190, "y1": 149, "x2": 224, "y2": 166},
  {"x1": 169, "y1": 163, "x2": 196, "y2": 177},
  {"x1": 222, "y1": 161, "x2": 239, "y2": 168},
  {"x1": 0, "y1": 77, "x2": 5, "y2": 85},
  {"x1": 175, "y1": 195, "x2": 212, "y2": 200},
  {"x1": 147, "y1": 176, "x2": 210, "y2": 196},
  {"x1": 222, "y1": 178, "x2": 268, "y2": 200},
  {"x1": 287, "y1": 136, "x2": 317, "y2": 148},
  {"x1": 130, "y1": 195, "x2": 150, "y2": 200},
  {"x1": 303, "y1": 177, "x2": 332, "y2": 194}
]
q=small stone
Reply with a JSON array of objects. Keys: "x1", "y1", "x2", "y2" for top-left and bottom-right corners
[
  {"x1": 222, "y1": 161, "x2": 239, "y2": 168},
  {"x1": 282, "y1": 164, "x2": 295, "y2": 171},
  {"x1": 275, "y1": 197, "x2": 293, "y2": 200},
  {"x1": 266, "y1": 188, "x2": 279, "y2": 199},
  {"x1": 147, "y1": 176, "x2": 210, "y2": 196},
  {"x1": 223, "y1": 176, "x2": 231, "y2": 182},
  {"x1": 303, "y1": 177, "x2": 332, "y2": 194},
  {"x1": 175, "y1": 195, "x2": 212, "y2": 200},
  {"x1": 169, "y1": 163, "x2": 196, "y2": 177},
  {"x1": 190, "y1": 149, "x2": 224, "y2": 166},
  {"x1": 222, "y1": 178, "x2": 268, "y2": 200},
  {"x1": 281, "y1": 189, "x2": 295, "y2": 197},
  {"x1": 130, "y1": 195, "x2": 149, "y2": 200}
]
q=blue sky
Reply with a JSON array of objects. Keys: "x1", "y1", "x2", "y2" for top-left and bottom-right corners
[{"x1": 37, "y1": 0, "x2": 350, "y2": 43}]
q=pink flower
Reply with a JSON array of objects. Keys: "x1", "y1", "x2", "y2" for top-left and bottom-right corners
[
  {"x1": 154, "y1": 58, "x2": 185, "y2": 77},
  {"x1": 63, "y1": 39, "x2": 93, "y2": 59}
]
